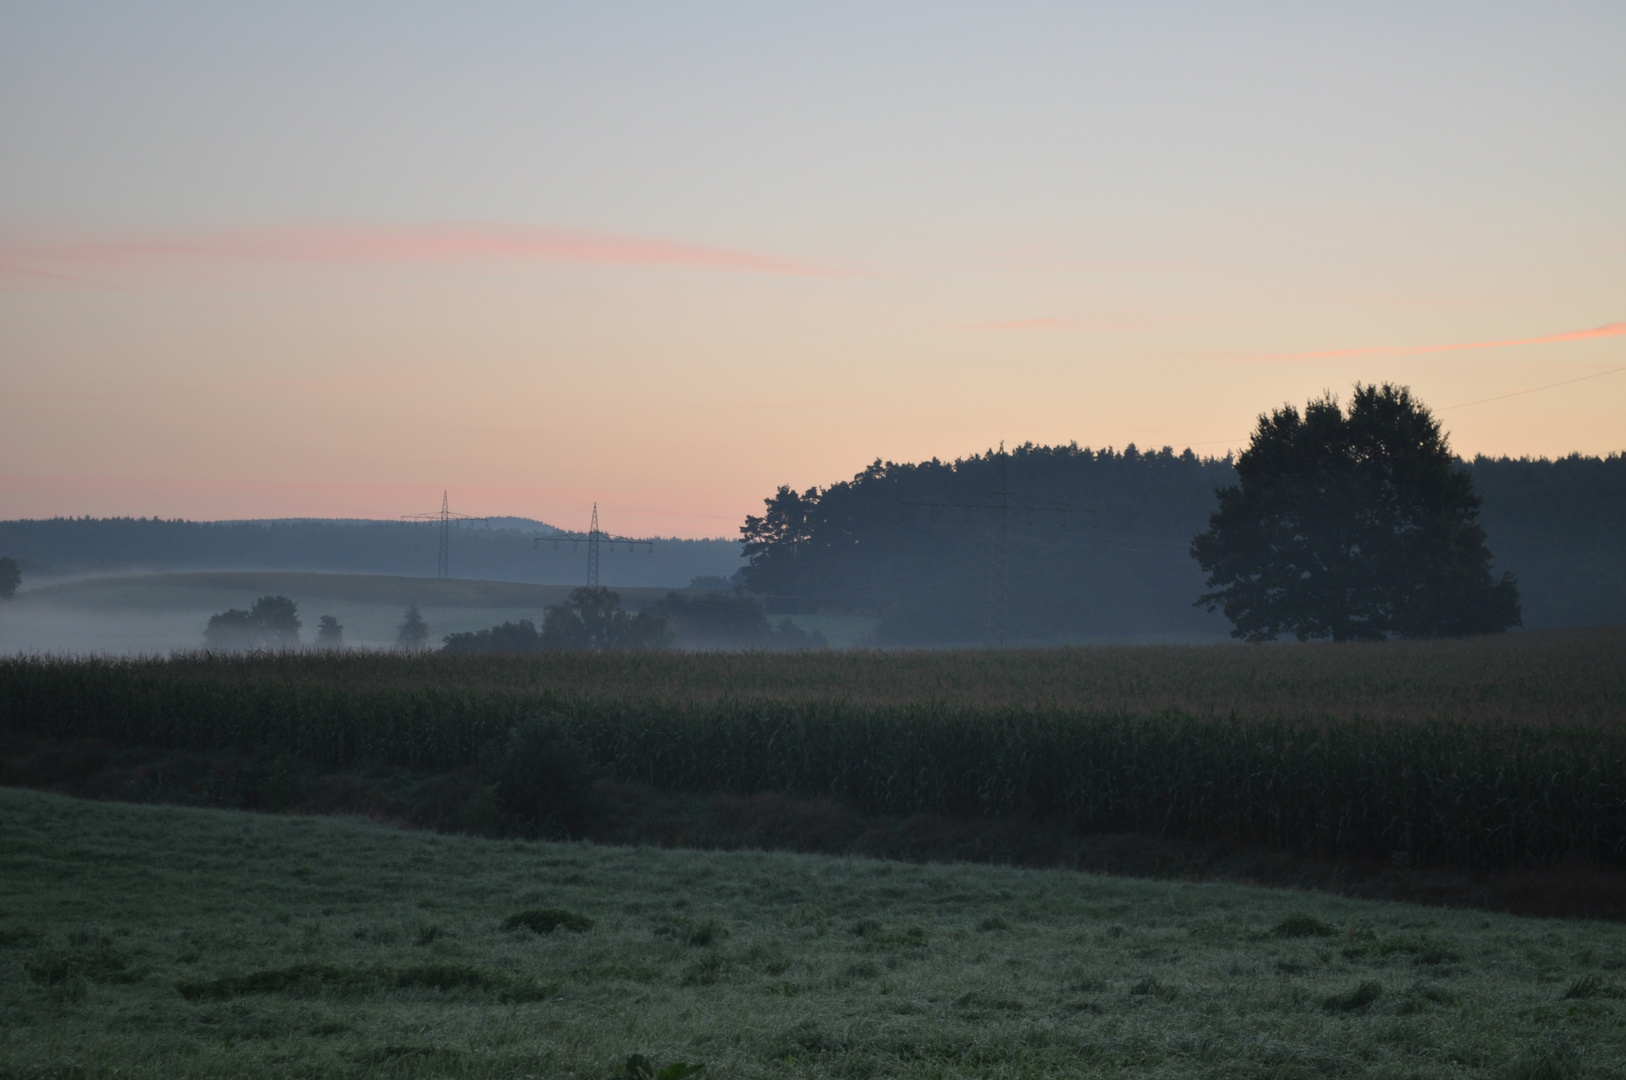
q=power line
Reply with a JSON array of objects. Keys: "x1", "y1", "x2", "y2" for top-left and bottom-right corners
[
  {"x1": 899, "y1": 442, "x2": 1097, "y2": 646},
  {"x1": 536, "y1": 502, "x2": 657, "y2": 587},
  {"x1": 401, "y1": 490, "x2": 487, "y2": 578},
  {"x1": 1439, "y1": 364, "x2": 1626, "y2": 412}
]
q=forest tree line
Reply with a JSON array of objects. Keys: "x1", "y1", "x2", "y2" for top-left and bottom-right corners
[{"x1": 739, "y1": 445, "x2": 1626, "y2": 643}]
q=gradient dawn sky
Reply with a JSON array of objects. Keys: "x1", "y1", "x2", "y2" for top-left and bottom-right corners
[{"x1": 3, "y1": 2, "x2": 1623, "y2": 538}]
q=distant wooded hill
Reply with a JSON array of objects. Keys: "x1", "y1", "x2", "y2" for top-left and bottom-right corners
[
  {"x1": 4, "y1": 449, "x2": 1621, "y2": 642},
  {"x1": 737, "y1": 446, "x2": 1626, "y2": 643},
  {"x1": 0, "y1": 517, "x2": 745, "y2": 590}
]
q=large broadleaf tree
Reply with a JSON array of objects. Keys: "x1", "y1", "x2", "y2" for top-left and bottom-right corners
[{"x1": 1191, "y1": 384, "x2": 1520, "y2": 641}]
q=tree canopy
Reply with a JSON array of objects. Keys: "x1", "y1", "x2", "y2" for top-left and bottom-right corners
[
  {"x1": 738, "y1": 444, "x2": 1235, "y2": 643},
  {"x1": 0, "y1": 556, "x2": 19, "y2": 600},
  {"x1": 315, "y1": 615, "x2": 343, "y2": 648},
  {"x1": 396, "y1": 606, "x2": 430, "y2": 649},
  {"x1": 537, "y1": 587, "x2": 670, "y2": 652},
  {"x1": 1191, "y1": 384, "x2": 1521, "y2": 642},
  {"x1": 203, "y1": 594, "x2": 302, "y2": 650}
]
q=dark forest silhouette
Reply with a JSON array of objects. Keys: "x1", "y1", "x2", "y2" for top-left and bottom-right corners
[{"x1": 740, "y1": 444, "x2": 1624, "y2": 644}]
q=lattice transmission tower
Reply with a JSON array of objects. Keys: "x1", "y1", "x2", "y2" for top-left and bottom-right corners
[
  {"x1": 536, "y1": 503, "x2": 657, "y2": 587},
  {"x1": 401, "y1": 491, "x2": 487, "y2": 578}
]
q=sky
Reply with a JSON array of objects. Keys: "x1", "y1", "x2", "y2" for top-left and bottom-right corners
[{"x1": 2, "y1": 2, "x2": 1622, "y2": 538}]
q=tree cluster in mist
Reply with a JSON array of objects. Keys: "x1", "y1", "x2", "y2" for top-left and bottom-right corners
[{"x1": 740, "y1": 440, "x2": 1625, "y2": 644}]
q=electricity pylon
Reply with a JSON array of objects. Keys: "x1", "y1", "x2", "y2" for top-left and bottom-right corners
[
  {"x1": 401, "y1": 490, "x2": 487, "y2": 578},
  {"x1": 900, "y1": 443, "x2": 1096, "y2": 646},
  {"x1": 536, "y1": 503, "x2": 656, "y2": 587}
]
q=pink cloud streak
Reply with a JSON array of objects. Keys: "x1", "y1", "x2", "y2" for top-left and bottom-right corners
[
  {"x1": 0, "y1": 223, "x2": 842, "y2": 280},
  {"x1": 1256, "y1": 321, "x2": 1626, "y2": 363}
]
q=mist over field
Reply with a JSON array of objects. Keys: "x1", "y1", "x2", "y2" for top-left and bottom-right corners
[{"x1": 2, "y1": 449, "x2": 1622, "y2": 655}]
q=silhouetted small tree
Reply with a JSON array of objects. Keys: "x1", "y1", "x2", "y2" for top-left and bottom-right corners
[
  {"x1": 0, "y1": 556, "x2": 19, "y2": 600},
  {"x1": 1191, "y1": 383, "x2": 1521, "y2": 641},
  {"x1": 396, "y1": 606, "x2": 430, "y2": 649},
  {"x1": 315, "y1": 615, "x2": 343, "y2": 648}
]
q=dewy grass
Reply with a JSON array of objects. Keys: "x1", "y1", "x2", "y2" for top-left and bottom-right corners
[
  {"x1": 4, "y1": 786, "x2": 1626, "y2": 1079},
  {"x1": 4, "y1": 628, "x2": 1624, "y2": 869},
  {"x1": 503, "y1": 907, "x2": 594, "y2": 935}
]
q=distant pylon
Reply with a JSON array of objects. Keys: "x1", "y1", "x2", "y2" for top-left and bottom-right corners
[
  {"x1": 536, "y1": 502, "x2": 657, "y2": 587},
  {"x1": 401, "y1": 491, "x2": 486, "y2": 578}
]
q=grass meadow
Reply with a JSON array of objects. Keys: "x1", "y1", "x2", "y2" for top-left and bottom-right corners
[{"x1": 4, "y1": 785, "x2": 1625, "y2": 1080}]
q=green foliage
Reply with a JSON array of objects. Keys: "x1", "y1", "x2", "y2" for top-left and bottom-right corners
[
  {"x1": 484, "y1": 718, "x2": 601, "y2": 837},
  {"x1": 541, "y1": 587, "x2": 670, "y2": 651},
  {"x1": 2, "y1": 634, "x2": 1624, "y2": 869},
  {"x1": 1193, "y1": 384, "x2": 1521, "y2": 641},
  {"x1": 0, "y1": 554, "x2": 20, "y2": 599},
  {"x1": 6, "y1": 786, "x2": 1626, "y2": 1079},
  {"x1": 503, "y1": 907, "x2": 594, "y2": 934},
  {"x1": 203, "y1": 594, "x2": 302, "y2": 650}
]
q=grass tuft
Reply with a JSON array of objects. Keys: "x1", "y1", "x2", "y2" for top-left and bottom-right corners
[
  {"x1": 1561, "y1": 973, "x2": 1619, "y2": 1000},
  {"x1": 503, "y1": 907, "x2": 594, "y2": 935},
  {"x1": 1273, "y1": 913, "x2": 1339, "y2": 938},
  {"x1": 1322, "y1": 980, "x2": 1384, "y2": 1012}
]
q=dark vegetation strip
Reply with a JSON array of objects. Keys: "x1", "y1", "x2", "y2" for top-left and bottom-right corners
[
  {"x1": 3, "y1": 632, "x2": 1625, "y2": 870},
  {"x1": 172, "y1": 962, "x2": 554, "y2": 1002}
]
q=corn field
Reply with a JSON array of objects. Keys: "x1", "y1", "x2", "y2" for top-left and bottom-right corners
[{"x1": 3, "y1": 628, "x2": 1624, "y2": 868}]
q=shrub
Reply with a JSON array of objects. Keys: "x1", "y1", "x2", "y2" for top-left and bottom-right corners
[
  {"x1": 504, "y1": 908, "x2": 594, "y2": 934},
  {"x1": 485, "y1": 718, "x2": 601, "y2": 837}
]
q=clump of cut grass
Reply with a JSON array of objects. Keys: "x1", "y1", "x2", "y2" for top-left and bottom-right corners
[
  {"x1": 614, "y1": 1054, "x2": 705, "y2": 1080},
  {"x1": 1561, "y1": 973, "x2": 1619, "y2": 1000},
  {"x1": 681, "y1": 952, "x2": 728, "y2": 986},
  {"x1": 503, "y1": 907, "x2": 593, "y2": 934},
  {"x1": 1322, "y1": 980, "x2": 1384, "y2": 1012},
  {"x1": 175, "y1": 962, "x2": 359, "y2": 1000},
  {"x1": 682, "y1": 919, "x2": 726, "y2": 947},
  {"x1": 1273, "y1": 913, "x2": 1339, "y2": 938},
  {"x1": 854, "y1": 926, "x2": 927, "y2": 952},
  {"x1": 955, "y1": 990, "x2": 1024, "y2": 1012},
  {"x1": 1130, "y1": 976, "x2": 1179, "y2": 1001},
  {"x1": 1378, "y1": 934, "x2": 1460, "y2": 965},
  {"x1": 24, "y1": 932, "x2": 137, "y2": 986},
  {"x1": 1504, "y1": 1034, "x2": 1583, "y2": 1080},
  {"x1": 174, "y1": 962, "x2": 549, "y2": 1001}
]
